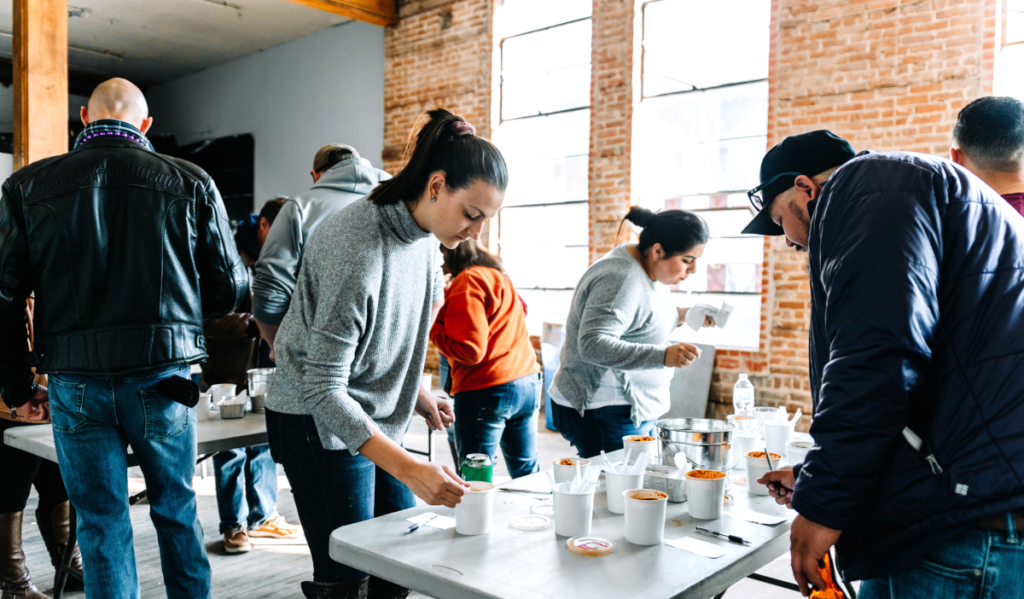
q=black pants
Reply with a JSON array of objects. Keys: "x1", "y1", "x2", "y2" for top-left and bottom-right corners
[{"x1": 0, "y1": 418, "x2": 69, "y2": 514}]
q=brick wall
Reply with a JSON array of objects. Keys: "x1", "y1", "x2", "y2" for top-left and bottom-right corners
[{"x1": 383, "y1": 0, "x2": 999, "y2": 411}]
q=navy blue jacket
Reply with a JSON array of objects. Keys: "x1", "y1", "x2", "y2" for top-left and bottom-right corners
[{"x1": 792, "y1": 151, "x2": 1024, "y2": 580}]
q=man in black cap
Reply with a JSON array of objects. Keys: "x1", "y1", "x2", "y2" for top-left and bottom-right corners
[{"x1": 751, "y1": 131, "x2": 1024, "y2": 597}]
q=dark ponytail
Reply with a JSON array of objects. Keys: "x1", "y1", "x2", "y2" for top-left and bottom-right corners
[
  {"x1": 441, "y1": 238, "x2": 505, "y2": 279},
  {"x1": 369, "y1": 109, "x2": 508, "y2": 205},
  {"x1": 621, "y1": 206, "x2": 709, "y2": 257}
]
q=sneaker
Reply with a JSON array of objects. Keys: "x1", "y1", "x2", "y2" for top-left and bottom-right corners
[
  {"x1": 224, "y1": 525, "x2": 252, "y2": 553},
  {"x1": 248, "y1": 515, "x2": 302, "y2": 539}
]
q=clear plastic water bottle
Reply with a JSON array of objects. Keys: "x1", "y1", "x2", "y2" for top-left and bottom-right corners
[{"x1": 733, "y1": 374, "x2": 754, "y2": 416}]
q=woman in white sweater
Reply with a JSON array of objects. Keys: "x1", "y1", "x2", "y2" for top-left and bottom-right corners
[{"x1": 549, "y1": 206, "x2": 713, "y2": 458}]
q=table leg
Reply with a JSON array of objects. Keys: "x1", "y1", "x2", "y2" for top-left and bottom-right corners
[
  {"x1": 447, "y1": 439, "x2": 460, "y2": 477},
  {"x1": 427, "y1": 429, "x2": 433, "y2": 463},
  {"x1": 53, "y1": 503, "x2": 78, "y2": 599}
]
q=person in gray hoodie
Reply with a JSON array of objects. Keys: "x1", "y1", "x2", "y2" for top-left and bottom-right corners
[{"x1": 252, "y1": 144, "x2": 391, "y2": 351}]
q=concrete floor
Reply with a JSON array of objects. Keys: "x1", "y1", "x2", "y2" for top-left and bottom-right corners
[{"x1": 19, "y1": 409, "x2": 802, "y2": 598}]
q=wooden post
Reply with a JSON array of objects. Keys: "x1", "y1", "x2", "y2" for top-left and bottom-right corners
[
  {"x1": 13, "y1": 0, "x2": 68, "y2": 170},
  {"x1": 283, "y1": 0, "x2": 397, "y2": 26}
]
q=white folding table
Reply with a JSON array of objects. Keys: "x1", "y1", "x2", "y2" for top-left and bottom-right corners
[{"x1": 330, "y1": 449, "x2": 798, "y2": 599}]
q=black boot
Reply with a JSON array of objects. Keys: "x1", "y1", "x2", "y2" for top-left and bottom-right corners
[
  {"x1": 0, "y1": 512, "x2": 47, "y2": 599},
  {"x1": 36, "y1": 501, "x2": 84, "y2": 591},
  {"x1": 301, "y1": 576, "x2": 369, "y2": 599},
  {"x1": 367, "y1": 576, "x2": 410, "y2": 599}
]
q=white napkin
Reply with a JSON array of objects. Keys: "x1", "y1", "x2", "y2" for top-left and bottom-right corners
[
  {"x1": 685, "y1": 302, "x2": 734, "y2": 331},
  {"x1": 665, "y1": 536, "x2": 734, "y2": 558},
  {"x1": 728, "y1": 508, "x2": 787, "y2": 526}
]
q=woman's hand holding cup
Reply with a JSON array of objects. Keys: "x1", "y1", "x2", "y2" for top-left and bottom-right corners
[
  {"x1": 406, "y1": 463, "x2": 469, "y2": 508},
  {"x1": 664, "y1": 343, "x2": 701, "y2": 368}
]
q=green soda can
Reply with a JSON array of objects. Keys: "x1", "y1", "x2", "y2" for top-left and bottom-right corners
[{"x1": 461, "y1": 453, "x2": 493, "y2": 483}]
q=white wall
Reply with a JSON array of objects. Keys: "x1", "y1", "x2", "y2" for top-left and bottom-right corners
[{"x1": 147, "y1": 20, "x2": 385, "y2": 210}]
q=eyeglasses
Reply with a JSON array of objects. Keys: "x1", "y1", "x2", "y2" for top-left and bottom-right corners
[{"x1": 746, "y1": 171, "x2": 803, "y2": 211}]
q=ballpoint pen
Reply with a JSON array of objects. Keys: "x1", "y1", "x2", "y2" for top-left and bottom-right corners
[
  {"x1": 404, "y1": 514, "x2": 438, "y2": 534},
  {"x1": 764, "y1": 447, "x2": 784, "y2": 494},
  {"x1": 498, "y1": 488, "x2": 552, "y2": 495},
  {"x1": 695, "y1": 527, "x2": 752, "y2": 546}
]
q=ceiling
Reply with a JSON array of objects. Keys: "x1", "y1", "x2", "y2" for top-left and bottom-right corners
[{"x1": 0, "y1": 0, "x2": 350, "y2": 88}]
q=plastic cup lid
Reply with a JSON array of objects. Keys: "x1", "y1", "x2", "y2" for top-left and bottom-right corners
[
  {"x1": 567, "y1": 536, "x2": 615, "y2": 556},
  {"x1": 530, "y1": 503, "x2": 555, "y2": 516},
  {"x1": 509, "y1": 515, "x2": 552, "y2": 530}
]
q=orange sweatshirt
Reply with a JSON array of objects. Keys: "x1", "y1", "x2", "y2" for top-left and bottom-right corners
[{"x1": 430, "y1": 266, "x2": 539, "y2": 395}]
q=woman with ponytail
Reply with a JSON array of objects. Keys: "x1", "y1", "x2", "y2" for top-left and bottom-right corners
[
  {"x1": 264, "y1": 109, "x2": 507, "y2": 599},
  {"x1": 548, "y1": 206, "x2": 714, "y2": 458}
]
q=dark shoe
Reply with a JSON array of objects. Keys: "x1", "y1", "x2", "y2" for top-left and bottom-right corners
[
  {"x1": 0, "y1": 512, "x2": 47, "y2": 599},
  {"x1": 367, "y1": 576, "x2": 410, "y2": 599},
  {"x1": 36, "y1": 501, "x2": 84, "y2": 591},
  {"x1": 301, "y1": 577, "x2": 369, "y2": 599}
]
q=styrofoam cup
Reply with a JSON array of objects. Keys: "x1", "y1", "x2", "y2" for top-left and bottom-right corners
[
  {"x1": 745, "y1": 451, "x2": 785, "y2": 496},
  {"x1": 209, "y1": 384, "x2": 236, "y2": 404},
  {"x1": 685, "y1": 470, "x2": 727, "y2": 520},
  {"x1": 552, "y1": 482, "x2": 595, "y2": 537},
  {"x1": 622, "y1": 435, "x2": 658, "y2": 463},
  {"x1": 455, "y1": 481, "x2": 494, "y2": 535},
  {"x1": 732, "y1": 434, "x2": 762, "y2": 470},
  {"x1": 552, "y1": 458, "x2": 592, "y2": 485},
  {"x1": 765, "y1": 421, "x2": 794, "y2": 457},
  {"x1": 605, "y1": 471, "x2": 644, "y2": 514},
  {"x1": 786, "y1": 440, "x2": 814, "y2": 465},
  {"x1": 196, "y1": 393, "x2": 212, "y2": 421},
  {"x1": 623, "y1": 489, "x2": 668, "y2": 545}
]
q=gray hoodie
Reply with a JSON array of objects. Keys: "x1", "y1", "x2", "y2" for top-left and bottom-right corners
[{"x1": 251, "y1": 157, "x2": 391, "y2": 325}]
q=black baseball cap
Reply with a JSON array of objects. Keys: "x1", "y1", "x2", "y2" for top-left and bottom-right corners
[{"x1": 742, "y1": 130, "x2": 856, "y2": 236}]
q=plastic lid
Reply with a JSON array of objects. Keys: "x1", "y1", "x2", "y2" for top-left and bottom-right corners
[
  {"x1": 509, "y1": 515, "x2": 552, "y2": 531},
  {"x1": 567, "y1": 536, "x2": 615, "y2": 556},
  {"x1": 531, "y1": 503, "x2": 555, "y2": 516}
]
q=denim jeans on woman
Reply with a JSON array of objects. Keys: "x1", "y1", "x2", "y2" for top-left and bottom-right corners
[
  {"x1": 213, "y1": 444, "x2": 277, "y2": 533},
  {"x1": 266, "y1": 409, "x2": 415, "y2": 583},
  {"x1": 49, "y1": 366, "x2": 211, "y2": 599},
  {"x1": 454, "y1": 373, "x2": 540, "y2": 479},
  {"x1": 858, "y1": 514, "x2": 1024, "y2": 599},
  {"x1": 550, "y1": 402, "x2": 656, "y2": 459}
]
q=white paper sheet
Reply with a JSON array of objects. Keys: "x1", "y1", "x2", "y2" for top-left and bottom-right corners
[
  {"x1": 728, "y1": 508, "x2": 787, "y2": 526},
  {"x1": 405, "y1": 512, "x2": 456, "y2": 530},
  {"x1": 664, "y1": 536, "x2": 734, "y2": 558}
]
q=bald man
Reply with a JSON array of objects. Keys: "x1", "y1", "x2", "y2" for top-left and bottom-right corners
[{"x1": 0, "y1": 77, "x2": 246, "y2": 599}]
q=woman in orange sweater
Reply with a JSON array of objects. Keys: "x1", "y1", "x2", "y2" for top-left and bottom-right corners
[{"x1": 430, "y1": 240, "x2": 540, "y2": 479}]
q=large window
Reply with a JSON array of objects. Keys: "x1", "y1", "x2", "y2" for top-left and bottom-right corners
[
  {"x1": 995, "y1": 0, "x2": 1024, "y2": 100},
  {"x1": 492, "y1": 0, "x2": 592, "y2": 334},
  {"x1": 632, "y1": 0, "x2": 771, "y2": 350}
]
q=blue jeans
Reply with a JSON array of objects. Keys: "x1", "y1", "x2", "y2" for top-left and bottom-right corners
[
  {"x1": 859, "y1": 515, "x2": 1024, "y2": 599},
  {"x1": 454, "y1": 374, "x2": 541, "y2": 479},
  {"x1": 550, "y1": 402, "x2": 656, "y2": 459},
  {"x1": 266, "y1": 410, "x2": 415, "y2": 583},
  {"x1": 49, "y1": 366, "x2": 211, "y2": 599},
  {"x1": 213, "y1": 444, "x2": 277, "y2": 533}
]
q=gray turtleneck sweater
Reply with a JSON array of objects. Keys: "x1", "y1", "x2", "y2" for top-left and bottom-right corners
[{"x1": 265, "y1": 197, "x2": 444, "y2": 454}]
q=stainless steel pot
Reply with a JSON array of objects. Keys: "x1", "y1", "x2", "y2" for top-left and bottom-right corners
[{"x1": 656, "y1": 418, "x2": 735, "y2": 473}]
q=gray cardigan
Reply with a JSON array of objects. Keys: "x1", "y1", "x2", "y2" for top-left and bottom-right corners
[
  {"x1": 251, "y1": 157, "x2": 391, "y2": 325},
  {"x1": 265, "y1": 197, "x2": 444, "y2": 453},
  {"x1": 551, "y1": 245, "x2": 679, "y2": 425}
]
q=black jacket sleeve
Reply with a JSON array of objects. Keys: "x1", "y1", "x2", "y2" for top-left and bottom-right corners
[
  {"x1": 0, "y1": 180, "x2": 38, "y2": 408},
  {"x1": 194, "y1": 179, "x2": 247, "y2": 321}
]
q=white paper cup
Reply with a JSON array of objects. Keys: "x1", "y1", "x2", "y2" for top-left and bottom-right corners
[
  {"x1": 685, "y1": 470, "x2": 727, "y2": 520},
  {"x1": 753, "y1": 406, "x2": 782, "y2": 431},
  {"x1": 552, "y1": 458, "x2": 592, "y2": 485},
  {"x1": 786, "y1": 440, "x2": 814, "y2": 465},
  {"x1": 605, "y1": 471, "x2": 644, "y2": 514},
  {"x1": 622, "y1": 435, "x2": 658, "y2": 463},
  {"x1": 764, "y1": 421, "x2": 794, "y2": 457},
  {"x1": 745, "y1": 452, "x2": 785, "y2": 496},
  {"x1": 552, "y1": 482, "x2": 595, "y2": 537},
  {"x1": 209, "y1": 384, "x2": 236, "y2": 404},
  {"x1": 420, "y1": 374, "x2": 433, "y2": 393},
  {"x1": 455, "y1": 481, "x2": 494, "y2": 535},
  {"x1": 622, "y1": 489, "x2": 668, "y2": 545},
  {"x1": 732, "y1": 434, "x2": 762, "y2": 470},
  {"x1": 196, "y1": 393, "x2": 212, "y2": 421}
]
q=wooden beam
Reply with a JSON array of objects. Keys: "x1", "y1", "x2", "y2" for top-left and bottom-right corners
[
  {"x1": 284, "y1": 0, "x2": 398, "y2": 26},
  {"x1": 13, "y1": 0, "x2": 68, "y2": 170}
]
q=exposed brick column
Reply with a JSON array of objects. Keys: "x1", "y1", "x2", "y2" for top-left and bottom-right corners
[{"x1": 588, "y1": 0, "x2": 635, "y2": 263}]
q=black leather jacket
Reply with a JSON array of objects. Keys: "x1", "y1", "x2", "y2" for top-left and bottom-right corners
[{"x1": 0, "y1": 129, "x2": 247, "y2": 408}]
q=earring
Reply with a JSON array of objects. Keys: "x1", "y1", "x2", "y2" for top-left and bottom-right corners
[{"x1": 430, "y1": 195, "x2": 436, "y2": 202}]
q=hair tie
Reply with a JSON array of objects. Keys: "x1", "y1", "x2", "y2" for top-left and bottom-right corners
[{"x1": 448, "y1": 120, "x2": 476, "y2": 140}]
